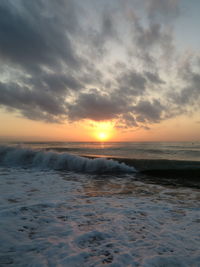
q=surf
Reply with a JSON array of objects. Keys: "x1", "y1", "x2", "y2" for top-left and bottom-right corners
[{"x1": 0, "y1": 146, "x2": 136, "y2": 174}]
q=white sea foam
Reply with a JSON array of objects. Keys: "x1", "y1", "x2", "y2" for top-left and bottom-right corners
[
  {"x1": 0, "y1": 167, "x2": 199, "y2": 266},
  {"x1": 0, "y1": 146, "x2": 136, "y2": 173}
]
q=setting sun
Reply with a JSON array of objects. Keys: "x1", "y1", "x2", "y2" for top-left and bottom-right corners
[
  {"x1": 90, "y1": 121, "x2": 115, "y2": 141},
  {"x1": 98, "y1": 132, "x2": 107, "y2": 141}
]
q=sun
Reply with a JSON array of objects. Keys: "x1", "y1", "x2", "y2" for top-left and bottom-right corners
[
  {"x1": 86, "y1": 121, "x2": 115, "y2": 142},
  {"x1": 98, "y1": 132, "x2": 107, "y2": 141}
]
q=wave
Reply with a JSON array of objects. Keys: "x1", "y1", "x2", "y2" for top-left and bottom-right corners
[
  {"x1": 115, "y1": 158, "x2": 200, "y2": 182},
  {"x1": 116, "y1": 158, "x2": 200, "y2": 170},
  {"x1": 0, "y1": 146, "x2": 136, "y2": 174},
  {"x1": 0, "y1": 146, "x2": 199, "y2": 181}
]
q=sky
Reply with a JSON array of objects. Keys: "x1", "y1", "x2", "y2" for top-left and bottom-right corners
[{"x1": 0, "y1": 0, "x2": 200, "y2": 142}]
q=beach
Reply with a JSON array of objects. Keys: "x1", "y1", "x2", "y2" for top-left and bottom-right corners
[{"x1": 0, "y1": 142, "x2": 200, "y2": 266}]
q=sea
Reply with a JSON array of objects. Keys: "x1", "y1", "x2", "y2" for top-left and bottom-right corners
[{"x1": 0, "y1": 142, "x2": 200, "y2": 266}]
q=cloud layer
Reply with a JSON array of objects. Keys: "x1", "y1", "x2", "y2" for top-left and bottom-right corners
[{"x1": 0, "y1": 0, "x2": 199, "y2": 129}]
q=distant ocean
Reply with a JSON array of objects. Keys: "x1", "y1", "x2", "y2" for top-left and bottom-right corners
[
  {"x1": 0, "y1": 142, "x2": 200, "y2": 266},
  {"x1": 0, "y1": 141, "x2": 200, "y2": 182}
]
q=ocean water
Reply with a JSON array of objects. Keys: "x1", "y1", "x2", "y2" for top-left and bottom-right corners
[
  {"x1": 0, "y1": 142, "x2": 200, "y2": 266},
  {"x1": 7, "y1": 141, "x2": 200, "y2": 161}
]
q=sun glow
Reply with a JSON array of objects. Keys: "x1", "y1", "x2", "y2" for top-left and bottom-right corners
[
  {"x1": 88, "y1": 121, "x2": 115, "y2": 141},
  {"x1": 98, "y1": 132, "x2": 107, "y2": 141}
]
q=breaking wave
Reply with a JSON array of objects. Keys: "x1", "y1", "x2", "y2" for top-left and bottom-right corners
[{"x1": 0, "y1": 146, "x2": 136, "y2": 174}]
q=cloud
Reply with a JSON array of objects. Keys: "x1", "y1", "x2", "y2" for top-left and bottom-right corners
[
  {"x1": 0, "y1": 0, "x2": 79, "y2": 69},
  {"x1": 0, "y1": 81, "x2": 67, "y2": 122},
  {"x1": 117, "y1": 70, "x2": 147, "y2": 95},
  {"x1": 25, "y1": 73, "x2": 83, "y2": 93},
  {"x1": 170, "y1": 62, "x2": 200, "y2": 107},
  {"x1": 146, "y1": 0, "x2": 180, "y2": 20},
  {"x1": 116, "y1": 113, "x2": 138, "y2": 129},
  {"x1": 133, "y1": 99, "x2": 165, "y2": 123},
  {"x1": 0, "y1": 0, "x2": 199, "y2": 131},
  {"x1": 144, "y1": 71, "x2": 164, "y2": 84},
  {"x1": 67, "y1": 89, "x2": 130, "y2": 121},
  {"x1": 131, "y1": 17, "x2": 174, "y2": 60}
]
